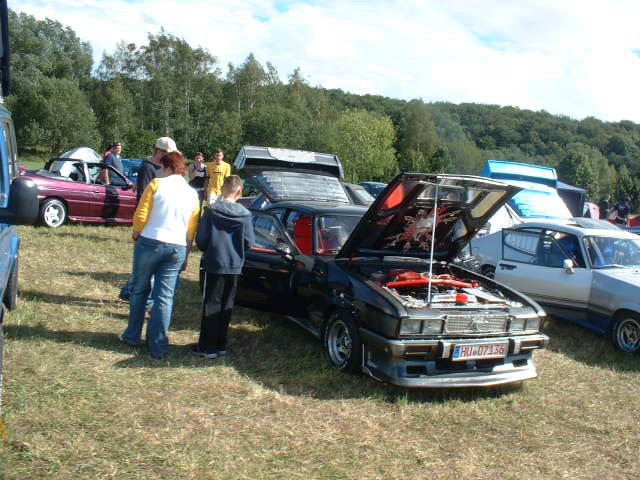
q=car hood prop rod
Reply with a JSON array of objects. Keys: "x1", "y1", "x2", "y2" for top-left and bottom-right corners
[{"x1": 427, "y1": 180, "x2": 439, "y2": 306}]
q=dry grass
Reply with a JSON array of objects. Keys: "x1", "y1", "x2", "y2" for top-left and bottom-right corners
[{"x1": 1, "y1": 223, "x2": 639, "y2": 479}]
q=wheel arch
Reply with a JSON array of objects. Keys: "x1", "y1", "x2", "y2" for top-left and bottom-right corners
[{"x1": 611, "y1": 308, "x2": 640, "y2": 328}]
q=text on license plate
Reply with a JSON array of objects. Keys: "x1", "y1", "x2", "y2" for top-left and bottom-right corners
[{"x1": 452, "y1": 342, "x2": 508, "y2": 361}]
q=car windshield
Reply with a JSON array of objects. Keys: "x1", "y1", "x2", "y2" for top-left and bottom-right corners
[
  {"x1": 317, "y1": 214, "x2": 362, "y2": 254},
  {"x1": 584, "y1": 235, "x2": 640, "y2": 268}
]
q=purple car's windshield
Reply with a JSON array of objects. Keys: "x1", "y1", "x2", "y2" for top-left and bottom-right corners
[{"x1": 317, "y1": 215, "x2": 361, "y2": 254}]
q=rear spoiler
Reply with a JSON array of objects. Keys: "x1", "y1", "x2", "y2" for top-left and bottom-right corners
[{"x1": 234, "y1": 146, "x2": 344, "y2": 179}]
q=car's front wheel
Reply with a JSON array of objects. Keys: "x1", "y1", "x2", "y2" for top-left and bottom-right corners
[
  {"x1": 40, "y1": 198, "x2": 67, "y2": 228},
  {"x1": 612, "y1": 313, "x2": 640, "y2": 353},
  {"x1": 323, "y1": 311, "x2": 362, "y2": 373}
]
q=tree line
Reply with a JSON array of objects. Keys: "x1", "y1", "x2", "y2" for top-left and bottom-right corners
[{"x1": 8, "y1": 9, "x2": 640, "y2": 204}]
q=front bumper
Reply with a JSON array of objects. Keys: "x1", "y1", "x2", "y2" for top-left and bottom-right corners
[{"x1": 359, "y1": 328, "x2": 549, "y2": 388}]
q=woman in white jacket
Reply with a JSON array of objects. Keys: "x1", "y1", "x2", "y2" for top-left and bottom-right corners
[{"x1": 119, "y1": 151, "x2": 200, "y2": 359}]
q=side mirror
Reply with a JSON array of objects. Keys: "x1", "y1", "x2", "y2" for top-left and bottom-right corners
[
  {"x1": 275, "y1": 242, "x2": 293, "y2": 261},
  {"x1": 0, "y1": 177, "x2": 39, "y2": 225},
  {"x1": 563, "y1": 258, "x2": 575, "y2": 274},
  {"x1": 276, "y1": 242, "x2": 292, "y2": 255}
]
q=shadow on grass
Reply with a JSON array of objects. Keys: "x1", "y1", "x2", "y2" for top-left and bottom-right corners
[
  {"x1": 48, "y1": 231, "x2": 120, "y2": 242},
  {"x1": 21, "y1": 289, "x2": 123, "y2": 308},
  {"x1": 5, "y1": 312, "x2": 513, "y2": 404},
  {"x1": 65, "y1": 271, "x2": 131, "y2": 286},
  {"x1": 542, "y1": 316, "x2": 640, "y2": 372},
  {"x1": 4, "y1": 323, "x2": 146, "y2": 357},
  {"x1": 115, "y1": 309, "x2": 521, "y2": 404}
]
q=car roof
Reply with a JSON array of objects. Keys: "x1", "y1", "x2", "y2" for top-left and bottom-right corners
[
  {"x1": 517, "y1": 218, "x2": 637, "y2": 238},
  {"x1": 265, "y1": 201, "x2": 368, "y2": 216}
]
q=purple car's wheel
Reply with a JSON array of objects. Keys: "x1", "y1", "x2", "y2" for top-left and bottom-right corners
[
  {"x1": 40, "y1": 198, "x2": 67, "y2": 228},
  {"x1": 612, "y1": 314, "x2": 640, "y2": 353},
  {"x1": 323, "y1": 312, "x2": 362, "y2": 373}
]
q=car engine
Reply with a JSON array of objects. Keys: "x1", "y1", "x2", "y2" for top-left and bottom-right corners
[{"x1": 371, "y1": 267, "x2": 522, "y2": 310}]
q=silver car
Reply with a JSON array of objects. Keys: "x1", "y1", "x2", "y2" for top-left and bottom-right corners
[{"x1": 472, "y1": 218, "x2": 640, "y2": 352}]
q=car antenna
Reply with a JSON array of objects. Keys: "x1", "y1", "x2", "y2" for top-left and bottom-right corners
[{"x1": 427, "y1": 178, "x2": 439, "y2": 305}]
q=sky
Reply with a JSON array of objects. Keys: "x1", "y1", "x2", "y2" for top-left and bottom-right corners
[{"x1": 13, "y1": 0, "x2": 640, "y2": 123}]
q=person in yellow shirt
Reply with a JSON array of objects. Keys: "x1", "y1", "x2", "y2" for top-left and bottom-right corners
[{"x1": 205, "y1": 148, "x2": 231, "y2": 204}]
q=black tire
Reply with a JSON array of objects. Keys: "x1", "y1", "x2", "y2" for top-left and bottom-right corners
[
  {"x1": 323, "y1": 310, "x2": 362, "y2": 373},
  {"x1": 481, "y1": 265, "x2": 496, "y2": 279},
  {"x1": 39, "y1": 198, "x2": 67, "y2": 228},
  {"x1": 3, "y1": 256, "x2": 18, "y2": 311},
  {"x1": 611, "y1": 313, "x2": 640, "y2": 353}
]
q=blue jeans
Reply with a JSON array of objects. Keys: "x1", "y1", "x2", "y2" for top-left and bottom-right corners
[
  {"x1": 120, "y1": 274, "x2": 154, "y2": 308},
  {"x1": 121, "y1": 236, "x2": 187, "y2": 358}
]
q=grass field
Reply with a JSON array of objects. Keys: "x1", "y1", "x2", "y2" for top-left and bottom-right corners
[{"x1": 1, "y1": 223, "x2": 640, "y2": 479}]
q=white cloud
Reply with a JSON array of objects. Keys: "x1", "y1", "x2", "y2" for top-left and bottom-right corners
[{"x1": 14, "y1": 0, "x2": 640, "y2": 121}]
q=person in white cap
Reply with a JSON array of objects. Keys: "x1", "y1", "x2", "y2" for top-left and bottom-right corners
[
  {"x1": 119, "y1": 137, "x2": 178, "y2": 303},
  {"x1": 136, "y1": 137, "x2": 178, "y2": 202}
]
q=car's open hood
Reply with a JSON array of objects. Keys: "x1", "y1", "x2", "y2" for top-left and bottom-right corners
[
  {"x1": 337, "y1": 173, "x2": 521, "y2": 261},
  {"x1": 234, "y1": 146, "x2": 344, "y2": 178}
]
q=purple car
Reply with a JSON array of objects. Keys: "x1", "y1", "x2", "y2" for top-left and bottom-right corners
[{"x1": 21, "y1": 151, "x2": 137, "y2": 228}]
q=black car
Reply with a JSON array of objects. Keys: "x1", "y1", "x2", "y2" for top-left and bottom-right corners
[{"x1": 233, "y1": 147, "x2": 549, "y2": 387}]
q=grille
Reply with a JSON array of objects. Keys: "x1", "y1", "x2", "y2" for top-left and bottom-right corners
[{"x1": 444, "y1": 314, "x2": 508, "y2": 334}]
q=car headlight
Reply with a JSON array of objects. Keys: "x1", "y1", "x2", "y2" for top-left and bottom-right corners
[
  {"x1": 525, "y1": 317, "x2": 541, "y2": 331},
  {"x1": 510, "y1": 317, "x2": 525, "y2": 331},
  {"x1": 423, "y1": 319, "x2": 443, "y2": 334},
  {"x1": 400, "y1": 319, "x2": 422, "y2": 334}
]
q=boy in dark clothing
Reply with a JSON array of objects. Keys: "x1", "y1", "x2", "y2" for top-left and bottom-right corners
[{"x1": 191, "y1": 175, "x2": 255, "y2": 358}]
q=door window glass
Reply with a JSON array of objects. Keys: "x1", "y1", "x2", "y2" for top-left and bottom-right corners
[
  {"x1": 503, "y1": 230, "x2": 540, "y2": 264},
  {"x1": 253, "y1": 215, "x2": 283, "y2": 250}
]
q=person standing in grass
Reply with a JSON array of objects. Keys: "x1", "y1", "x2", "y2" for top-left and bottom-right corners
[
  {"x1": 191, "y1": 175, "x2": 254, "y2": 359},
  {"x1": 119, "y1": 137, "x2": 178, "y2": 303},
  {"x1": 204, "y1": 148, "x2": 231, "y2": 204},
  {"x1": 187, "y1": 151, "x2": 207, "y2": 206},
  {"x1": 120, "y1": 151, "x2": 200, "y2": 359}
]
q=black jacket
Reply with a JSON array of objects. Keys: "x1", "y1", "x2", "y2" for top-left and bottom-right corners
[
  {"x1": 196, "y1": 199, "x2": 255, "y2": 274},
  {"x1": 136, "y1": 159, "x2": 161, "y2": 201}
]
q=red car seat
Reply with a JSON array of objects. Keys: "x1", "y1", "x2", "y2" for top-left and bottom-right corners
[{"x1": 293, "y1": 216, "x2": 313, "y2": 255}]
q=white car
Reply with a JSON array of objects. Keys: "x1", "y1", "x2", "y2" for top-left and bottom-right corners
[{"x1": 470, "y1": 218, "x2": 640, "y2": 352}]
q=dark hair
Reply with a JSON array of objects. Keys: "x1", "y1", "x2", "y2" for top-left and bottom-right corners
[
  {"x1": 214, "y1": 148, "x2": 224, "y2": 154},
  {"x1": 195, "y1": 152, "x2": 204, "y2": 158},
  {"x1": 111, "y1": 142, "x2": 122, "y2": 149},
  {"x1": 160, "y1": 151, "x2": 186, "y2": 175}
]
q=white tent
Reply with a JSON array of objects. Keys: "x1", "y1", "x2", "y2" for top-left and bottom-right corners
[{"x1": 50, "y1": 147, "x2": 102, "y2": 177}]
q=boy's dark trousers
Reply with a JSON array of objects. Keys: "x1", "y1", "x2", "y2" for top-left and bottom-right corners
[{"x1": 198, "y1": 273, "x2": 239, "y2": 354}]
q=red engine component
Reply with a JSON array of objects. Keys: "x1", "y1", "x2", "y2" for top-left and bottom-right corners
[{"x1": 385, "y1": 269, "x2": 479, "y2": 289}]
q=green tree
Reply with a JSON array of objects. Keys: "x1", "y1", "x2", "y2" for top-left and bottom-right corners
[
  {"x1": 7, "y1": 76, "x2": 99, "y2": 152},
  {"x1": 88, "y1": 78, "x2": 135, "y2": 148},
  {"x1": 227, "y1": 54, "x2": 267, "y2": 118},
  {"x1": 331, "y1": 110, "x2": 397, "y2": 182},
  {"x1": 9, "y1": 9, "x2": 93, "y2": 81},
  {"x1": 556, "y1": 143, "x2": 605, "y2": 199},
  {"x1": 396, "y1": 100, "x2": 440, "y2": 173}
]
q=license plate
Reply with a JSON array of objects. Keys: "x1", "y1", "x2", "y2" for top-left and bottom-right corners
[{"x1": 452, "y1": 342, "x2": 508, "y2": 361}]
